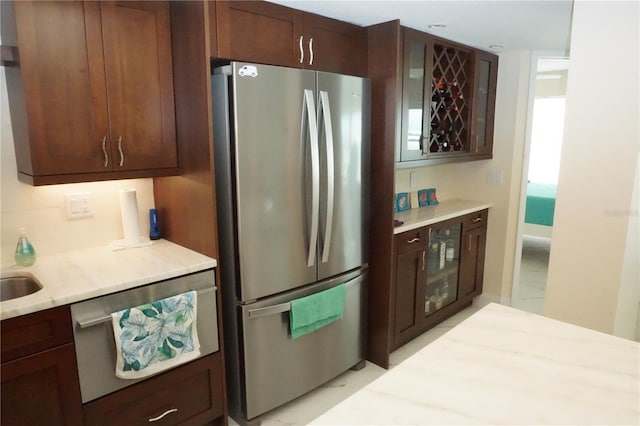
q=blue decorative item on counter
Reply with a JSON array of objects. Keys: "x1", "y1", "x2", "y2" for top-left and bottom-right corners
[
  {"x1": 427, "y1": 188, "x2": 439, "y2": 205},
  {"x1": 396, "y1": 192, "x2": 410, "y2": 212},
  {"x1": 149, "y1": 208, "x2": 161, "y2": 240},
  {"x1": 418, "y1": 189, "x2": 430, "y2": 207}
]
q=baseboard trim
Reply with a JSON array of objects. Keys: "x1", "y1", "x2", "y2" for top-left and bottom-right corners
[{"x1": 474, "y1": 293, "x2": 511, "y2": 308}]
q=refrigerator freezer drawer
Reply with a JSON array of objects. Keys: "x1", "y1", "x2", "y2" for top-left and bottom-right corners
[{"x1": 240, "y1": 271, "x2": 366, "y2": 420}]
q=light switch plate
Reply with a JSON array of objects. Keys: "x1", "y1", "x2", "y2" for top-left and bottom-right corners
[{"x1": 65, "y1": 192, "x2": 93, "y2": 219}]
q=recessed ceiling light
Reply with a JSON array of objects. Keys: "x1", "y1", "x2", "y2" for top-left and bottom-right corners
[
  {"x1": 489, "y1": 44, "x2": 504, "y2": 51},
  {"x1": 428, "y1": 23, "x2": 447, "y2": 29}
]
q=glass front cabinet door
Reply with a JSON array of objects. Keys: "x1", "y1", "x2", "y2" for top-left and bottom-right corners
[
  {"x1": 398, "y1": 28, "x2": 475, "y2": 165},
  {"x1": 427, "y1": 42, "x2": 473, "y2": 158},
  {"x1": 399, "y1": 28, "x2": 431, "y2": 162},
  {"x1": 424, "y1": 221, "x2": 462, "y2": 317},
  {"x1": 470, "y1": 51, "x2": 498, "y2": 157}
]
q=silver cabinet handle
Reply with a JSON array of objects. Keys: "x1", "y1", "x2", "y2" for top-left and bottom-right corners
[
  {"x1": 101, "y1": 136, "x2": 108, "y2": 167},
  {"x1": 319, "y1": 91, "x2": 334, "y2": 263},
  {"x1": 473, "y1": 217, "x2": 482, "y2": 223},
  {"x1": 407, "y1": 237, "x2": 420, "y2": 244},
  {"x1": 308, "y1": 37, "x2": 314, "y2": 65},
  {"x1": 148, "y1": 408, "x2": 178, "y2": 422},
  {"x1": 117, "y1": 136, "x2": 124, "y2": 167},
  {"x1": 302, "y1": 89, "x2": 319, "y2": 267},
  {"x1": 299, "y1": 35, "x2": 304, "y2": 63},
  {"x1": 422, "y1": 250, "x2": 426, "y2": 271}
]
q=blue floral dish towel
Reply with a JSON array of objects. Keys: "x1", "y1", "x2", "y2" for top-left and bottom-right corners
[{"x1": 111, "y1": 290, "x2": 201, "y2": 379}]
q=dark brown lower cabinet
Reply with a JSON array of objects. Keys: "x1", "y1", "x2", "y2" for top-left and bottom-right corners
[
  {"x1": 393, "y1": 228, "x2": 427, "y2": 347},
  {"x1": 84, "y1": 352, "x2": 225, "y2": 426},
  {"x1": 460, "y1": 226, "x2": 487, "y2": 302},
  {"x1": 392, "y1": 210, "x2": 488, "y2": 350},
  {"x1": 1, "y1": 306, "x2": 83, "y2": 426}
]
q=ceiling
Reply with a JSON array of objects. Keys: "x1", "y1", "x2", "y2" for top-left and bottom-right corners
[{"x1": 270, "y1": 0, "x2": 574, "y2": 54}]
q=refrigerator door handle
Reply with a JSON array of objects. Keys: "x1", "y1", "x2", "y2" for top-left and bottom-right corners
[
  {"x1": 248, "y1": 301, "x2": 291, "y2": 319},
  {"x1": 302, "y1": 89, "x2": 320, "y2": 267},
  {"x1": 319, "y1": 91, "x2": 335, "y2": 264}
]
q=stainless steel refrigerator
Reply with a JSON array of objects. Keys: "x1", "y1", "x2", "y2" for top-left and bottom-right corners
[{"x1": 212, "y1": 62, "x2": 370, "y2": 425}]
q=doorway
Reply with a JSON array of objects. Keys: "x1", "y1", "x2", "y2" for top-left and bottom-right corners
[{"x1": 511, "y1": 56, "x2": 569, "y2": 315}]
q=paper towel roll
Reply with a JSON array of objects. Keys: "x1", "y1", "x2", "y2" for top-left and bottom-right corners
[{"x1": 119, "y1": 188, "x2": 141, "y2": 245}]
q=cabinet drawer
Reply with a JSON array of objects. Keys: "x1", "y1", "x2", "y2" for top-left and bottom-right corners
[
  {"x1": 83, "y1": 352, "x2": 224, "y2": 425},
  {"x1": 1, "y1": 306, "x2": 73, "y2": 363},
  {"x1": 463, "y1": 209, "x2": 488, "y2": 231},
  {"x1": 395, "y1": 227, "x2": 428, "y2": 254}
]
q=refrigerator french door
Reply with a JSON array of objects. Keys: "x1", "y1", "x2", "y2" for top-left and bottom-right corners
[{"x1": 213, "y1": 62, "x2": 370, "y2": 423}]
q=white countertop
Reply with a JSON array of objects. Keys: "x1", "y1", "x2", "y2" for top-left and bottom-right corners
[
  {"x1": 394, "y1": 199, "x2": 492, "y2": 234},
  {"x1": 311, "y1": 303, "x2": 640, "y2": 425},
  {"x1": 1, "y1": 239, "x2": 217, "y2": 320}
]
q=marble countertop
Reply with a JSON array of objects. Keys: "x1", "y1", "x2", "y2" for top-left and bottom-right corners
[
  {"x1": 311, "y1": 303, "x2": 640, "y2": 425},
  {"x1": 394, "y1": 199, "x2": 492, "y2": 234},
  {"x1": 1, "y1": 239, "x2": 217, "y2": 320}
]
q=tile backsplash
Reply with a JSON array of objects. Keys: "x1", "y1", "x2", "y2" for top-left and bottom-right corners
[{"x1": 1, "y1": 68, "x2": 155, "y2": 265}]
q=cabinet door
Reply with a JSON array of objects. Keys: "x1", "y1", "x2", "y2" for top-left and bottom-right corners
[
  {"x1": 398, "y1": 28, "x2": 430, "y2": 162},
  {"x1": 1, "y1": 344, "x2": 83, "y2": 426},
  {"x1": 393, "y1": 231, "x2": 426, "y2": 347},
  {"x1": 470, "y1": 51, "x2": 498, "y2": 156},
  {"x1": 214, "y1": 1, "x2": 303, "y2": 68},
  {"x1": 12, "y1": 1, "x2": 110, "y2": 176},
  {"x1": 459, "y1": 225, "x2": 487, "y2": 302},
  {"x1": 424, "y1": 221, "x2": 462, "y2": 318},
  {"x1": 302, "y1": 13, "x2": 367, "y2": 76},
  {"x1": 101, "y1": 1, "x2": 177, "y2": 171}
]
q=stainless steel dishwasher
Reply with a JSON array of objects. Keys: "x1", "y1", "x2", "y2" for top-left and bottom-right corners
[{"x1": 70, "y1": 269, "x2": 219, "y2": 403}]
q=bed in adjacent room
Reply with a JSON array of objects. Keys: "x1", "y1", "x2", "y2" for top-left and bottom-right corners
[{"x1": 523, "y1": 181, "x2": 557, "y2": 238}]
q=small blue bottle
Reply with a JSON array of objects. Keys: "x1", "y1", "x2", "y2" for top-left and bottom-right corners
[
  {"x1": 15, "y1": 228, "x2": 36, "y2": 266},
  {"x1": 149, "y1": 209, "x2": 161, "y2": 240}
]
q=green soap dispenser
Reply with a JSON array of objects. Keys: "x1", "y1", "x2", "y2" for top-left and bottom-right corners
[{"x1": 15, "y1": 228, "x2": 36, "y2": 267}]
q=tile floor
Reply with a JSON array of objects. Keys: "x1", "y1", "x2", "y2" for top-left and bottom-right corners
[
  {"x1": 230, "y1": 235, "x2": 551, "y2": 426},
  {"x1": 230, "y1": 305, "x2": 482, "y2": 426},
  {"x1": 511, "y1": 234, "x2": 551, "y2": 315}
]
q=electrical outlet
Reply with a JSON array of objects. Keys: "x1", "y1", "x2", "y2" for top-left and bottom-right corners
[
  {"x1": 65, "y1": 192, "x2": 93, "y2": 219},
  {"x1": 487, "y1": 169, "x2": 504, "y2": 185}
]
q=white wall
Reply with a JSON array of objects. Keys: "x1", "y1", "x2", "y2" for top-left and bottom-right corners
[
  {"x1": 544, "y1": 0, "x2": 640, "y2": 336},
  {"x1": 395, "y1": 50, "x2": 533, "y2": 303},
  {"x1": 0, "y1": 66, "x2": 156, "y2": 266}
]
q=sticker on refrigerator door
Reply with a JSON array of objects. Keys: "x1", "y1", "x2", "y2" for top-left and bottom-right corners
[{"x1": 238, "y1": 65, "x2": 258, "y2": 77}]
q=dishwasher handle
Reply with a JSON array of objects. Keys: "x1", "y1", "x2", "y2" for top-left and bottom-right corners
[{"x1": 76, "y1": 286, "x2": 217, "y2": 329}]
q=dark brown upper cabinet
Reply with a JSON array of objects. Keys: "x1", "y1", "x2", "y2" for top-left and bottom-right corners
[
  {"x1": 397, "y1": 27, "x2": 498, "y2": 167},
  {"x1": 212, "y1": 1, "x2": 367, "y2": 77},
  {"x1": 4, "y1": 1, "x2": 178, "y2": 185}
]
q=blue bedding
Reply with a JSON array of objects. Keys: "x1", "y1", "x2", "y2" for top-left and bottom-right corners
[{"x1": 525, "y1": 182, "x2": 557, "y2": 226}]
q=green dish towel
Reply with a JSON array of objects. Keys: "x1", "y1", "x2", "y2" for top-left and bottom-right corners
[{"x1": 289, "y1": 284, "x2": 346, "y2": 339}]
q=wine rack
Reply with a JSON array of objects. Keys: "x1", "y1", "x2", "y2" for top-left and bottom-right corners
[{"x1": 428, "y1": 44, "x2": 472, "y2": 154}]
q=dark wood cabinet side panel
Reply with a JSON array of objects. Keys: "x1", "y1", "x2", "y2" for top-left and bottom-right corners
[
  {"x1": 1, "y1": 344, "x2": 84, "y2": 426},
  {"x1": 155, "y1": 1, "x2": 218, "y2": 260},
  {"x1": 365, "y1": 20, "x2": 402, "y2": 369},
  {"x1": 1, "y1": 306, "x2": 73, "y2": 363}
]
